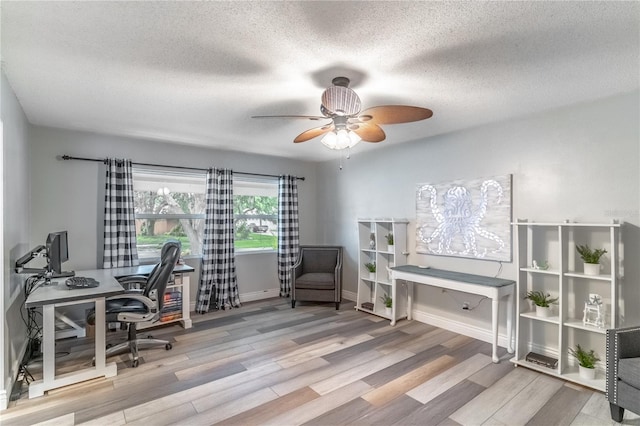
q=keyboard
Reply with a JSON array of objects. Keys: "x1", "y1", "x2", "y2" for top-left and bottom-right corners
[{"x1": 65, "y1": 276, "x2": 100, "y2": 289}]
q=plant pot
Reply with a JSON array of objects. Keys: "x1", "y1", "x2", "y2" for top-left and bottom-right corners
[
  {"x1": 388, "y1": 244, "x2": 394, "y2": 252},
  {"x1": 535, "y1": 305, "x2": 552, "y2": 317},
  {"x1": 385, "y1": 307, "x2": 392, "y2": 316},
  {"x1": 369, "y1": 272, "x2": 376, "y2": 280},
  {"x1": 583, "y1": 263, "x2": 600, "y2": 276},
  {"x1": 578, "y1": 365, "x2": 596, "y2": 380}
]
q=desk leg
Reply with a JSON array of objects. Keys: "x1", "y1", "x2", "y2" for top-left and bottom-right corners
[
  {"x1": 94, "y1": 298, "x2": 106, "y2": 371},
  {"x1": 491, "y1": 298, "x2": 499, "y2": 363},
  {"x1": 42, "y1": 304, "x2": 56, "y2": 386},
  {"x1": 506, "y1": 292, "x2": 514, "y2": 354}
]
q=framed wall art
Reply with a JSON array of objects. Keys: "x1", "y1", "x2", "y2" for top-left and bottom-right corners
[{"x1": 416, "y1": 174, "x2": 512, "y2": 262}]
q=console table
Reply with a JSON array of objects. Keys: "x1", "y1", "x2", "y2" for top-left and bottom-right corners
[{"x1": 390, "y1": 265, "x2": 515, "y2": 363}]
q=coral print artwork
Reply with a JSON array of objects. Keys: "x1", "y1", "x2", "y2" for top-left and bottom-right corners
[{"x1": 416, "y1": 175, "x2": 512, "y2": 262}]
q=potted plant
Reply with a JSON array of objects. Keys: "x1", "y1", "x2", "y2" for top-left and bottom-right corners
[
  {"x1": 569, "y1": 344, "x2": 600, "y2": 380},
  {"x1": 380, "y1": 293, "x2": 392, "y2": 316},
  {"x1": 576, "y1": 244, "x2": 607, "y2": 276},
  {"x1": 386, "y1": 233, "x2": 394, "y2": 251},
  {"x1": 525, "y1": 290, "x2": 558, "y2": 317},
  {"x1": 365, "y1": 262, "x2": 376, "y2": 280}
]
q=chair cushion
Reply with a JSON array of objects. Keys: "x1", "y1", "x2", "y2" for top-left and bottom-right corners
[
  {"x1": 106, "y1": 298, "x2": 148, "y2": 315},
  {"x1": 619, "y1": 357, "x2": 640, "y2": 390},
  {"x1": 295, "y1": 272, "x2": 335, "y2": 289}
]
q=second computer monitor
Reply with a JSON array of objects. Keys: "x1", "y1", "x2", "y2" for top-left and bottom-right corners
[{"x1": 46, "y1": 231, "x2": 69, "y2": 275}]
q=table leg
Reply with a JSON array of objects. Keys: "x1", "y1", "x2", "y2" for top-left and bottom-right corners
[
  {"x1": 492, "y1": 298, "x2": 499, "y2": 363},
  {"x1": 506, "y1": 292, "x2": 514, "y2": 354},
  {"x1": 407, "y1": 282, "x2": 413, "y2": 321},
  {"x1": 391, "y1": 278, "x2": 397, "y2": 326}
]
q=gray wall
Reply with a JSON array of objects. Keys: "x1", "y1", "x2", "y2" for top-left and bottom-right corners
[
  {"x1": 28, "y1": 127, "x2": 319, "y2": 304},
  {"x1": 1, "y1": 72, "x2": 32, "y2": 408},
  {"x1": 316, "y1": 91, "x2": 640, "y2": 334}
]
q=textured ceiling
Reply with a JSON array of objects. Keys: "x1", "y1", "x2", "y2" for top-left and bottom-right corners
[{"x1": 2, "y1": 1, "x2": 639, "y2": 162}]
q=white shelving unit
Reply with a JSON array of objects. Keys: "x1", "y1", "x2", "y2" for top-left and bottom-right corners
[
  {"x1": 355, "y1": 219, "x2": 408, "y2": 322},
  {"x1": 512, "y1": 219, "x2": 621, "y2": 391},
  {"x1": 138, "y1": 267, "x2": 193, "y2": 330}
]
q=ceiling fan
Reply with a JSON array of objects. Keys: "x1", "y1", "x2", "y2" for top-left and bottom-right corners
[{"x1": 252, "y1": 77, "x2": 433, "y2": 150}]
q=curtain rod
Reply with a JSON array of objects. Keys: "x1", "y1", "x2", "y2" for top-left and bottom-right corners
[{"x1": 60, "y1": 155, "x2": 305, "y2": 181}]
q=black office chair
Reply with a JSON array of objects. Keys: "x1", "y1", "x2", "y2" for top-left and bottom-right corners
[{"x1": 88, "y1": 240, "x2": 181, "y2": 367}]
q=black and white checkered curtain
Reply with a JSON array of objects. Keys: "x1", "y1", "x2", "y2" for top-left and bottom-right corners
[
  {"x1": 277, "y1": 175, "x2": 300, "y2": 297},
  {"x1": 196, "y1": 168, "x2": 240, "y2": 313},
  {"x1": 102, "y1": 158, "x2": 139, "y2": 268}
]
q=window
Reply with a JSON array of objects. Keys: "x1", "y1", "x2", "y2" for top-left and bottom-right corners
[
  {"x1": 133, "y1": 169, "x2": 206, "y2": 259},
  {"x1": 132, "y1": 170, "x2": 278, "y2": 259},
  {"x1": 234, "y1": 179, "x2": 278, "y2": 253}
]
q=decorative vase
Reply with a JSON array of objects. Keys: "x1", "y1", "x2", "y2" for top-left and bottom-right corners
[
  {"x1": 535, "y1": 305, "x2": 552, "y2": 317},
  {"x1": 385, "y1": 307, "x2": 392, "y2": 316},
  {"x1": 578, "y1": 365, "x2": 596, "y2": 380},
  {"x1": 584, "y1": 263, "x2": 600, "y2": 276}
]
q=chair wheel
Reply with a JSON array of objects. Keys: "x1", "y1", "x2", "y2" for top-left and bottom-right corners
[
  {"x1": 132, "y1": 359, "x2": 139, "y2": 368},
  {"x1": 147, "y1": 335, "x2": 154, "y2": 339},
  {"x1": 165, "y1": 343, "x2": 172, "y2": 350},
  {"x1": 106, "y1": 343, "x2": 113, "y2": 349}
]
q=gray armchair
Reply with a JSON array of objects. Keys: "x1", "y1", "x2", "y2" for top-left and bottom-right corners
[
  {"x1": 606, "y1": 325, "x2": 640, "y2": 422},
  {"x1": 291, "y1": 246, "x2": 342, "y2": 310}
]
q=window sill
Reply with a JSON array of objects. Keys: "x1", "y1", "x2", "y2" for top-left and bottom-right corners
[{"x1": 235, "y1": 249, "x2": 277, "y2": 256}]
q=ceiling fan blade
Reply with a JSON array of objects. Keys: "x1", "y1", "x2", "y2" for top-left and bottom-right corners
[
  {"x1": 358, "y1": 105, "x2": 433, "y2": 125},
  {"x1": 252, "y1": 115, "x2": 327, "y2": 121},
  {"x1": 351, "y1": 122, "x2": 386, "y2": 143},
  {"x1": 294, "y1": 124, "x2": 335, "y2": 143}
]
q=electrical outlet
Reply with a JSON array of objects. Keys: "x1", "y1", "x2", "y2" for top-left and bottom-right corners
[{"x1": 462, "y1": 302, "x2": 470, "y2": 310}]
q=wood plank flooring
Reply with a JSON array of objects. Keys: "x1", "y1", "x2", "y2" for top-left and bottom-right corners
[{"x1": 3, "y1": 298, "x2": 638, "y2": 426}]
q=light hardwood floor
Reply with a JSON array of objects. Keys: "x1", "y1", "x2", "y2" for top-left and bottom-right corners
[{"x1": 3, "y1": 298, "x2": 639, "y2": 426}]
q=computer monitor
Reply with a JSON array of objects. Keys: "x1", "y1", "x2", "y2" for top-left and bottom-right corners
[{"x1": 45, "y1": 231, "x2": 73, "y2": 277}]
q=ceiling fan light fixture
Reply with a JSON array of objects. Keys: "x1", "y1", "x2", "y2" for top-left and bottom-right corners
[{"x1": 321, "y1": 129, "x2": 361, "y2": 150}]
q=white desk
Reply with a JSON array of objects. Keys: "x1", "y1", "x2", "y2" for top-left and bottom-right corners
[
  {"x1": 390, "y1": 265, "x2": 515, "y2": 363},
  {"x1": 25, "y1": 269, "x2": 124, "y2": 398},
  {"x1": 24, "y1": 263, "x2": 194, "y2": 398}
]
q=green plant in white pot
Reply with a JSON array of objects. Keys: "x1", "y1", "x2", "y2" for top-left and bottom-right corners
[
  {"x1": 380, "y1": 293, "x2": 392, "y2": 316},
  {"x1": 569, "y1": 344, "x2": 600, "y2": 380},
  {"x1": 365, "y1": 262, "x2": 376, "y2": 280},
  {"x1": 525, "y1": 290, "x2": 558, "y2": 317},
  {"x1": 385, "y1": 233, "x2": 394, "y2": 251},
  {"x1": 576, "y1": 244, "x2": 607, "y2": 276}
]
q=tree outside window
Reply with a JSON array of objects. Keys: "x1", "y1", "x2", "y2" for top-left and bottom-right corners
[
  {"x1": 133, "y1": 169, "x2": 205, "y2": 259},
  {"x1": 132, "y1": 170, "x2": 278, "y2": 259}
]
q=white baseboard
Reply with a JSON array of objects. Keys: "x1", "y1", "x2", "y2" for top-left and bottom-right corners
[
  {"x1": 0, "y1": 389, "x2": 7, "y2": 411},
  {"x1": 189, "y1": 288, "x2": 282, "y2": 311},
  {"x1": 411, "y1": 308, "x2": 512, "y2": 349},
  {"x1": 342, "y1": 290, "x2": 357, "y2": 302},
  {"x1": 240, "y1": 288, "x2": 281, "y2": 303}
]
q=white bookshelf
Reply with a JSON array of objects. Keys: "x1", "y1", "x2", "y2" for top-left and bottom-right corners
[{"x1": 511, "y1": 219, "x2": 621, "y2": 391}]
